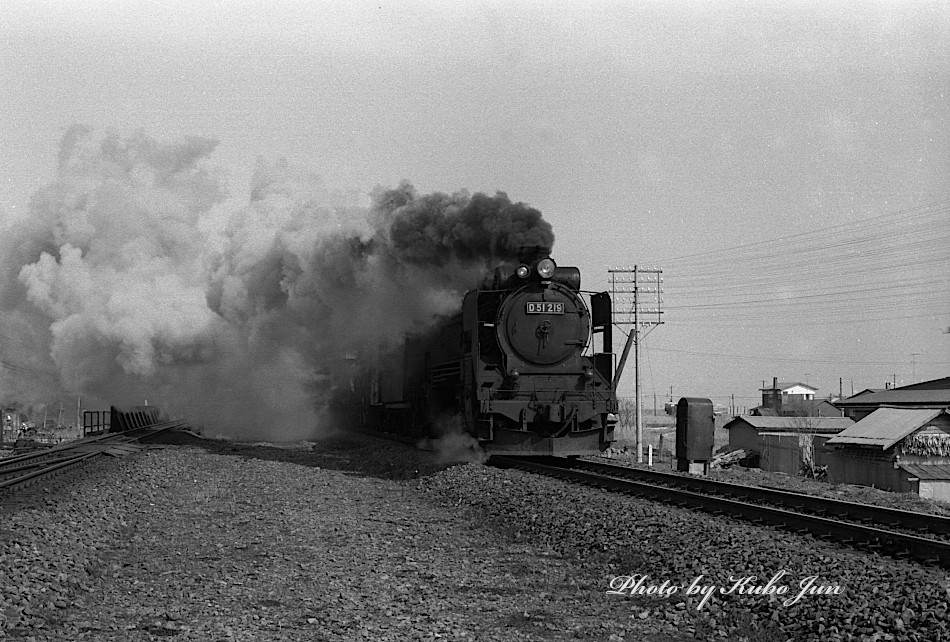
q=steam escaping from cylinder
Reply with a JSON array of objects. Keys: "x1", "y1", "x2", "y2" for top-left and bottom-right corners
[
  {"x1": 0, "y1": 128, "x2": 555, "y2": 440},
  {"x1": 419, "y1": 414, "x2": 490, "y2": 465}
]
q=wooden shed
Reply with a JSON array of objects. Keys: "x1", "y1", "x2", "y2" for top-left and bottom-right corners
[
  {"x1": 825, "y1": 407, "x2": 950, "y2": 495},
  {"x1": 724, "y1": 416, "x2": 854, "y2": 454},
  {"x1": 759, "y1": 432, "x2": 835, "y2": 475},
  {"x1": 898, "y1": 463, "x2": 950, "y2": 502}
]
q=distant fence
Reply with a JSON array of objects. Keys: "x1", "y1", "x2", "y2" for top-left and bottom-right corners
[{"x1": 82, "y1": 410, "x2": 111, "y2": 436}]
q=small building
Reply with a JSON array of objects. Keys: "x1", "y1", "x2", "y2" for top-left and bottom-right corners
[
  {"x1": 751, "y1": 398, "x2": 842, "y2": 418},
  {"x1": 761, "y1": 382, "x2": 818, "y2": 404},
  {"x1": 755, "y1": 379, "x2": 842, "y2": 416},
  {"x1": 825, "y1": 407, "x2": 950, "y2": 499},
  {"x1": 724, "y1": 415, "x2": 854, "y2": 454},
  {"x1": 835, "y1": 377, "x2": 950, "y2": 421},
  {"x1": 805, "y1": 399, "x2": 844, "y2": 417}
]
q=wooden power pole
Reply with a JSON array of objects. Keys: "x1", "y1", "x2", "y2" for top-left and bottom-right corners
[{"x1": 608, "y1": 265, "x2": 664, "y2": 463}]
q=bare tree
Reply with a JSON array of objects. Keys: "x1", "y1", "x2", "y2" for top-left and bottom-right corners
[
  {"x1": 790, "y1": 414, "x2": 826, "y2": 479},
  {"x1": 615, "y1": 397, "x2": 637, "y2": 438}
]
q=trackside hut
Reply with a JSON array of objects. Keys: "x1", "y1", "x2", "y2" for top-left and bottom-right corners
[{"x1": 825, "y1": 407, "x2": 950, "y2": 499}]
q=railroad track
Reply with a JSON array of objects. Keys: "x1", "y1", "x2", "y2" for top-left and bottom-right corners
[
  {"x1": 0, "y1": 419, "x2": 186, "y2": 493},
  {"x1": 492, "y1": 455, "x2": 950, "y2": 568}
]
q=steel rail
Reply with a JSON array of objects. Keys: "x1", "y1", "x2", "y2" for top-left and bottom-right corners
[
  {"x1": 0, "y1": 429, "x2": 142, "y2": 468},
  {"x1": 0, "y1": 452, "x2": 99, "y2": 490},
  {"x1": 0, "y1": 453, "x2": 94, "y2": 477},
  {"x1": 492, "y1": 456, "x2": 950, "y2": 568},
  {"x1": 0, "y1": 420, "x2": 186, "y2": 493},
  {"x1": 555, "y1": 457, "x2": 950, "y2": 537}
]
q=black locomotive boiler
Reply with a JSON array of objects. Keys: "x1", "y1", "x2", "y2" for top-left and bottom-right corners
[{"x1": 355, "y1": 250, "x2": 618, "y2": 456}]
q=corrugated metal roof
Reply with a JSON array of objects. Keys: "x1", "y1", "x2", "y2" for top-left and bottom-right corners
[
  {"x1": 895, "y1": 377, "x2": 950, "y2": 391},
  {"x1": 836, "y1": 389, "x2": 950, "y2": 407},
  {"x1": 845, "y1": 389, "x2": 884, "y2": 400},
  {"x1": 725, "y1": 416, "x2": 854, "y2": 433},
  {"x1": 826, "y1": 408, "x2": 946, "y2": 449},
  {"x1": 898, "y1": 462, "x2": 950, "y2": 481}
]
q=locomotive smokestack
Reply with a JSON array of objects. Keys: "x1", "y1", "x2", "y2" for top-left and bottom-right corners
[{"x1": 516, "y1": 245, "x2": 552, "y2": 264}]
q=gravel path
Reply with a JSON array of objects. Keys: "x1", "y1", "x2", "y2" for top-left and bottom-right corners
[{"x1": 2, "y1": 433, "x2": 949, "y2": 641}]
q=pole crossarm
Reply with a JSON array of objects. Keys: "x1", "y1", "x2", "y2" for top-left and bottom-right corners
[{"x1": 608, "y1": 265, "x2": 664, "y2": 464}]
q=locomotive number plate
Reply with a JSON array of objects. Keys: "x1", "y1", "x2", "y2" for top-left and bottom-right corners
[{"x1": 526, "y1": 302, "x2": 564, "y2": 314}]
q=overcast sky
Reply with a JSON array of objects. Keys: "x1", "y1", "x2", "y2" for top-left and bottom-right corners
[{"x1": 1, "y1": 1, "x2": 948, "y2": 410}]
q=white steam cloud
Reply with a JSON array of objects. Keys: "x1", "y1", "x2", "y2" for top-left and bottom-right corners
[{"x1": 0, "y1": 128, "x2": 554, "y2": 440}]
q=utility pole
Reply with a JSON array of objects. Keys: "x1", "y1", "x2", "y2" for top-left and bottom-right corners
[{"x1": 608, "y1": 265, "x2": 664, "y2": 463}]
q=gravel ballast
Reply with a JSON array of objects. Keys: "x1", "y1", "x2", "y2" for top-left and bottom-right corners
[
  {"x1": 1, "y1": 433, "x2": 949, "y2": 641},
  {"x1": 0, "y1": 436, "x2": 671, "y2": 641}
]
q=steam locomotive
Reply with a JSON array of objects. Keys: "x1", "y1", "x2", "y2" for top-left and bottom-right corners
[{"x1": 351, "y1": 249, "x2": 618, "y2": 456}]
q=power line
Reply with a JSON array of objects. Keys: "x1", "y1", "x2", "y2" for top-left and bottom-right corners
[
  {"x1": 651, "y1": 201, "x2": 950, "y2": 265},
  {"x1": 649, "y1": 345, "x2": 950, "y2": 367},
  {"x1": 595, "y1": 200, "x2": 949, "y2": 335}
]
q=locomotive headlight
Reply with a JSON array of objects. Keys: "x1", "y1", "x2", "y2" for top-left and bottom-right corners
[
  {"x1": 509, "y1": 369, "x2": 520, "y2": 380},
  {"x1": 584, "y1": 367, "x2": 594, "y2": 380},
  {"x1": 536, "y1": 258, "x2": 556, "y2": 279},
  {"x1": 515, "y1": 264, "x2": 530, "y2": 279}
]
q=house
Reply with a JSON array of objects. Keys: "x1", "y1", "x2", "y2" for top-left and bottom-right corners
[
  {"x1": 724, "y1": 416, "x2": 854, "y2": 453},
  {"x1": 751, "y1": 398, "x2": 842, "y2": 418},
  {"x1": 835, "y1": 377, "x2": 950, "y2": 421},
  {"x1": 756, "y1": 379, "x2": 823, "y2": 416},
  {"x1": 825, "y1": 407, "x2": 950, "y2": 499}
]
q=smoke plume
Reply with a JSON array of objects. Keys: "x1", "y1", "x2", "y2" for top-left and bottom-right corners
[{"x1": 0, "y1": 128, "x2": 554, "y2": 439}]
